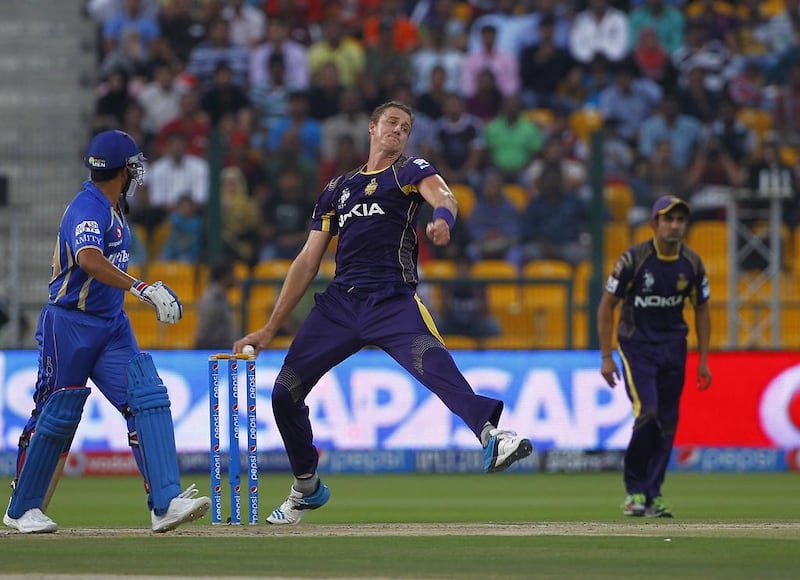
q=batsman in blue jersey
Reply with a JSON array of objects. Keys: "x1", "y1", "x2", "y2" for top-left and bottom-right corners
[
  {"x1": 598, "y1": 196, "x2": 712, "y2": 518},
  {"x1": 3, "y1": 130, "x2": 210, "y2": 534},
  {"x1": 234, "y1": 102, "x2": 533, "y2": 524}
]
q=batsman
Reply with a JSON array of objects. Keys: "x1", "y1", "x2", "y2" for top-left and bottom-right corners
[{"x1": 3, "y1": 130, "x2": 210, "y2": 533}]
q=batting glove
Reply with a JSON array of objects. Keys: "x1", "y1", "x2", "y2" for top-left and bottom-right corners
[{"x1": 130, "y1": 280, "x2": 183, "y2": 324}]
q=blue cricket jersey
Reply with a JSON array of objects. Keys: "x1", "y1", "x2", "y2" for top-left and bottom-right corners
[
  {"x1": 311, "y1": 156, "x2": 439, "y2": 289},
  {"x1": 48, "y1": 181, "x2": 131, "y2": 318},
  {"x1": 605, "y1": 239, "x2": 710, "y2": 344}
]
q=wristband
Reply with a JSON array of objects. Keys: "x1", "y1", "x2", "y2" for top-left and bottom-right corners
[{"x1": 432, "y1": 206, "x2": 455, "y2": 230}]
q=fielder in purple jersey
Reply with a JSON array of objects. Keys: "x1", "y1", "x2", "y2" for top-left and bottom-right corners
[
  {"x1": 3, "y1": 130, "x2": 209, "y2": 534},
  {"x1": 235, "y1": 101, "x2": 533, "y2": 525},
  {"x1": 597, "y1": 196, "x2": 712, "y2": 518}
]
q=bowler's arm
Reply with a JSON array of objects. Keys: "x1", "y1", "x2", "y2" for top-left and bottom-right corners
[
  {"x1": 234, "y1": 229, "x2": 331, "y2": 352},
  {"x1": 418, "y1": 174, "x2": 458, "y2": 246}
]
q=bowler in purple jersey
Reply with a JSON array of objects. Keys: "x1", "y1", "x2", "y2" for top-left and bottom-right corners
[
  {"x1": 597, "y1": 196, "x2": 712, "y2": 518},
  {"x1": 235, "y1": 101, "x2": 533, "y2": 525}
]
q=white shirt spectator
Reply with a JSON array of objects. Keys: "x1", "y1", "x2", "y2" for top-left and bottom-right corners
[
  {"x1": 222, "y1": 1, "x2": 266, "y2": 48},
  {"x1": 136, "y1": 65, "x2": 183, "y2": 134},
  {"x1": 568, "y1": 4, "x2": 630, "y2": 64},
  {"x1": 148, "y1": 152, "x2": 209, "y2": 208}
]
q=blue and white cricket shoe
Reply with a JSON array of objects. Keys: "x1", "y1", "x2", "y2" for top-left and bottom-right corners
[
  {"x1": 483, "y1": 429, "x2": 533, "y2": 473},
  {"x1": 267, "y1": 480, "x2": 330, "y2": 525}
]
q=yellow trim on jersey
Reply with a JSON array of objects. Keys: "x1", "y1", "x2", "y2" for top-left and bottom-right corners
[
  {"x1": 414, "y1": 294, "x2": 444, "y2": 343},
  {"x1": 654, "y1": 242, "x2": 681, "y2": 262},
  {"x1": 319, "y1": 210, "x2": 335, "y2": 232},
  {"x1": 617, "y1": 348, "x2": 642, "y2": 417},
  {"x1": 77, "y1": 277, "x2": 92, "y2": 311},
  {"x1": 54, "y1": 243, "x2": 76, "y2": 302}
]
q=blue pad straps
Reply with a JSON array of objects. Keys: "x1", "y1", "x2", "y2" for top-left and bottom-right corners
[
  {"x1": 127, "y1": 353, "x2": 181, "y2": 514},
  {"x1": 7, "y1": 386, "x2": 90, "y2": 518}
]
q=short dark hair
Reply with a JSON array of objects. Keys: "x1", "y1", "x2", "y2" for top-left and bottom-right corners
[
  {"x1": 209, "y1": 259, "x2": 234, "y2": 283},
  {"x1": 370, "y1": 101, "x2": 414, "y2": 128},
  {"x1": 90, "y1": 167, "x2": 124, "y2": 182}
]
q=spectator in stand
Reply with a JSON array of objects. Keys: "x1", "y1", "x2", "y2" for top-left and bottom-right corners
[
  {"x1": 522, "y1": 136, "x2": 588, "y2": 200},
  {"x1": 410, "y1": 22, "x2": 463, "y2": 96},
  {"x1": 773, "y1": 61, "x2": 800, "y2": 147},
  {"x1": 308, "y1": 62, "x2": 346, "y2": 122},
  {"x1": 628, "y1": 0, "x2": 685, "y2": 54},
  {"x1": 437, "y1": 256, "x2": 502, "y2": 340},
  {"x1": 708, "y1": 98, "x2": 756, "y2": 165},
  {"x1": 416, "y1": 64, "x2": 448, "y2": 120},
  {"x1": 465, "y1": 69, "x2": 502, "y2": 122},
  {"x1": 157, "y1": 90, "x2": 210, "y2": 157},
  {"x1": 101, "y1": 0, "x2": 160, "y2": 60},
  {"x1": 639, "y1": 93, "x2": 704, "y2": 170},
  {"x1": 632, "y1": 25, "x2": 678, "y2": 90},
  {"x1": 307, "y1": 19, "x2": 366, "y2": 89},
  {"x1": 137, "y1": 61, "x2": 183, "y2": 138},
  {"x1": 568, "y1": 0, "x2": 630, "y2": 66},
  {"x1": 726, "y1": 60, "x2": 766, "y2": 109},
  {"x1": 319, "y1": 134, "x2": 364, "y2": 191},
  {"x1": 100, "y1": 28, "x2": 152, "y2": 82},
  {"x1": 684, "y1": 0, "x2": 739, "y2": 51},
  {"x1": 678, "y1": 65, "x2": 718, "y2": 124},
  {"x1": 186, "y1": 17, "x2": 249, "y2": 90},
  {"x1": 466, "y1": 0, "x2": 533, "y2": 56},
  {"x1": 627, "y1": 142, "x2": 688, "y2": 223},
  {"x1": 220, "y1": 0, "x2": 266, "y2": 49},
  {"x1": 598, "y1": 59, "x2": 662, "y2": 144},
  {"x1": 517, "y1": 0, "x2": 573, "y2": 54},
  {"x1": 194, "y1": 259, "x2": 238, "y2": 351},
  {"x1": 199, "y1": 61, "x2": 251, "y2": 127},
  {"x1": 686, "y1": 134, "x2": 747, "y2": 219},
  {"x1": 220, "y1": 166, "x2": 260, "y2": 267},
  {"x1": 260, "y1": 166, "x2": 315, "y2": 261},
  {"x1": 519, "y1": 14, "x2": 575, "y2": 110},
  {"x1": 320, "y1": 89, "x2": 370, "y2": 163},
  {"x1": 745, "y1": 132, "x2": 800, "y2": 228},
  {"x1": 483, "y1": 94, "x2": 544, "y2": 184},
  {"x1": 249, "y1": 15, "x2": 309, "y2": 91},
  {"x1": 555, "y1": 65, "x2": 591, "y2": 113},
  {"x1": 734, "y1": 0, "x2": 774, "y2": 70},
  {"x1": 461, "y1": 24, "x2": 519, "y2": 99},
  {"x1": 360, "y1": 18, "x2": 414, "y2": 110},
  {"x1": 147, "y1": 132, "x2": 210, "y2": 225},
  {"x1": 249, "y1": 52, "x2": 291, "y2": 136},
  {"x1": 671, "y1": 18, "x2": 735, "y2": 97},
  {"x1": 465, "y1": 169, "x2": 522, "y2": 266},
  {"x1": 157, "y1": 0, "x2": 205, "y2": 63},
  {"x1": 94, "y1": 69, "x2": 132, "y2": 134},
  {"x1": 362, "y1": 0, "x2": 419, "y2": 53},
  {"x1": 428, "y1": 92, "x2": 485, "y2": 188},
  {"x1": 520, "y1": 163, "x2": 591, "y2": 266},
  {"x1": 159, "y1": 194, "x2": 203, "y2": 262},
  {"x1": 762, "y1": 0, "x2": 800, "y2": 61},
  {"x1": 266, "y1": 91, "x2": 321, "y2": 164},
  {"x1": 120, "y1": 100, "x2": 153, "y2": 159}
]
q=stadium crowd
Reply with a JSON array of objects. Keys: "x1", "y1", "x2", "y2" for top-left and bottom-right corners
[{"x1": 84, "y1": 0, "x2": 800, "y2": 344}]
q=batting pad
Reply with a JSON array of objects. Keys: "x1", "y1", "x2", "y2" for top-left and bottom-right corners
[
  {"x1": 7, "y1": 386, "x2": 91, "y2": 518},
  {"x1": 128, "y1": 353, "x2": 181, "y2": 514}
]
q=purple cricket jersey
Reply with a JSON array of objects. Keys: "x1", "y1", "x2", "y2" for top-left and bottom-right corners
[
  {"x1": 311, "y1": 155, "x2": 439, "y2": 289},
  {"x1": 605, "y1": 239, "x2": 710, "y2": 344}
]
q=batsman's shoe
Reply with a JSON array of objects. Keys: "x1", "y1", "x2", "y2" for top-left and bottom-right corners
[
  {"x1": 3, "y1": 507, "x2": 58, "y2": 534},
  {"x1": 622, "y1": 493, "x2": 647, "y2": 517},
  {"x1": 151, "y1": 483, "x2": 211, "y2": 532},
  {"x1": 645, "y1": 496, "x2": 674, "y2": 518},
  {"x1": 483, "y1": 429, "x2": 533, "y2": 473},
  {"x1": 266, "y1": 480, "x2": 330, "y2": 525}
]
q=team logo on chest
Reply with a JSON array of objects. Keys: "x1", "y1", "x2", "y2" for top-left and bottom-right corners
[
  {"x1": 365, "y1": 178, "x2": 378, "y2": 196},
  {"x1": 337, "y1": 188, "x2": 351, "y2": 210},
  {"x1": 642, "y1": 270, "x2": 655, "y2": 293},
  {"x1": 676, "y1": 273, "x2": 689, "y2": 292}
]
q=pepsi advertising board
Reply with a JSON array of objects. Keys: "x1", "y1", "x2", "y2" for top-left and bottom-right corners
[{"x1": 1, "y1": 350, "x2": 799, "y2": 458}]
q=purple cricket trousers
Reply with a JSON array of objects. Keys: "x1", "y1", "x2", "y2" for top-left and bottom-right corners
[
  {"x1": 618, "y1": 338, "x2": 687, "y2": 500},
  {"x1": 271, "y1": 283, "x2": 504, "y2": 476}
]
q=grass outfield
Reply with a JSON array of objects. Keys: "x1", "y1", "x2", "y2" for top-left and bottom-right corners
[{"x1": 0, "y1": 472, "x2": 798, "y2": 579}]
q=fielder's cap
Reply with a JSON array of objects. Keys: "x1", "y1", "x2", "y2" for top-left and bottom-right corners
[
  {"x1": 84, "y1": 130, "x2": 142, "y2": 170},
  {"x1": 651, "y1": 195, "x2": 690, "y2": 219}
]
